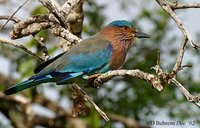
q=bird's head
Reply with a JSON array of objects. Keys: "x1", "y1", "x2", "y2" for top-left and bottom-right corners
[{"x1": 107, "y1": 20, "x2": 150, "y2": 39}]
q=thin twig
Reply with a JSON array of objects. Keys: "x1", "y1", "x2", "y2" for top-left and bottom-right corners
[
  {"x1": 154, "y1": 50, "x2": 163, "y2": 74},
  {"x1": 72, "y1": 84, "x2": 110, "y2": 122},
  {"x1": 172, "y1": 36, "x2": 188, "y2": 76},
  {"x1": 0, "y1": 0, "x2": 31, "y2": 31},
  {"x1": 155, "y1": 0, "x2": 200, "y2": 49},
  {"x1": 33, "y1": 34, "x2": 49, "y2": 61},
  {"x1": 0, "y1": 37, "x2": 44, "y2": 62},
  {"x1": 171, "y1": 3, "x2": 200, "y2": 10},
  {"x1": 0, "y1": 16, "x2": 20, "y2": 23},
  {"x1": 170, "y1": 78, "x2": 200, "y2": 108}
]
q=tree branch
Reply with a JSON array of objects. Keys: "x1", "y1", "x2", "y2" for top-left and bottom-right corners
[
  {"x1": 58, "y1": 0, "x2": 84, "y2": 51},
  {"x1": 154, "y1": 0, "x2": 200, "y2": 108},
  {"x1": 0, "y1": 37, "x2": 44, "y2": 62},
  {"x1": 155, "y1": 0, "x2": 200, "y2": 49},
  {"x1": 38, "y1": 0, "x2": 68, "y2": 28},
  {"x1": 72, "y1": 84, "x2": 110, "y2": 122},
  {"x1": 170, "y1": 78, "x2": 200, "y2": 108},
  {"x1": 51, "y1": 24, "x2": 82, "y2": 47},
  {"x1": 0, "y1": 0, "x2": 31, "y2": 30},
  {"x1": 172, "y1": 36, "x2": 188, "y2": 76},
  {"x1": 92, "y1": 69, "x2": 164, "y2": 91},
  {"x1": 10, "y1": 14, "x2": 53, "y2": 39},
  {"x1": 170, "y1": 3, "x2": 200, "y2": 10},
  {"x1": 0, "y1": 16, "x2": 20, "y2": 23},
  {"x1": 33, "y1": 34, "x2": 50, "y2": 61}
]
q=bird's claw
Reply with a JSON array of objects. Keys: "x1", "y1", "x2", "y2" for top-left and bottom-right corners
[
  {"x1": 87, "y1": 74, "x2": 101, "y2": 80},
  {"x1": 84, "y1": 74, "x2": 102, "y2": 88},
  {"x1": 92, "y1": 79, "x2": 103, "y2": 88}
]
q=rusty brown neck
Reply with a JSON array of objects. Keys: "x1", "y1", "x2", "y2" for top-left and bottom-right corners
[{"x1": 100, "y1": 26, "x2": 135, "y2": 69}]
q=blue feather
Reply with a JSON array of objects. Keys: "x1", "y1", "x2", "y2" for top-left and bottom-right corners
[
  {"x1": 4, "y1": 32, "x2": 114, "y2": 95},
  {"x1": 4, "y1": 75, "x2": 54, "y2": 95},
  {"x1": 108, "y1": 20, "x2": 136, "y2": 29},
  {"x1": 59, "y1": 44, "x2": 112, "y2": 73},
  {"x1": 56, "y1": 72, "x2": 84, "y2": 85}
]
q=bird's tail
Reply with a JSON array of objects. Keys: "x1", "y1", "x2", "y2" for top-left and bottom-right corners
[{"x1": 4, "y1": 75, "x2": 54, "y2": 95}]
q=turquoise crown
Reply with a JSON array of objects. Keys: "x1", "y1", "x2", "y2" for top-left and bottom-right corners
[{"x1": 108, "y1": 20, "x2": 136, "y2": 29}]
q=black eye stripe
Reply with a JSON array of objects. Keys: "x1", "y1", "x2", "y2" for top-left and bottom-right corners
[{"x1": 120, "y1": 26, "x2": 128, "y2": 30}]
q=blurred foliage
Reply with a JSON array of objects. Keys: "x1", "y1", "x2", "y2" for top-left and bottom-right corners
[
  {"x1": 31, "y1": 5, "x2": 48, "y2": 16},
  {"x1": 83, "y1": 0, "x2": 106, "y2": 36},
  {"x1": 0, "y1": 0, "x2": 200, "y2": 128}
]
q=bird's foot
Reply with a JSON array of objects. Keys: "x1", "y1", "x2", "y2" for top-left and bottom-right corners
[
  {"x1": 87, "y1": 74, "x2": 102, "y2": 80},
  {"x1": 84, "y1": 74, "x2": 102, "y2": 88},
  {"x1": 92, "y1": 78, "x2": 103, "y2": 88}
]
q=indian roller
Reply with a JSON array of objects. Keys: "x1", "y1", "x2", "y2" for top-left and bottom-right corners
[{"x1": 4, "y1": 20, "x2": 150, "y2": 95}]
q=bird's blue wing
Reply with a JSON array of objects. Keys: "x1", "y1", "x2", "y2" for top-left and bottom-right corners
[
  {"x1": 33, "y1": 34, "x2": 113, "y2": 84},
  {"x1": 55, "y1": 43, "x2": 112, "y2": 84},
  {"x1": 34, "y1": 52, "x2": 66, "y2": 73},
  {"x1": 57, "y1": 43, "x2": 112, "y2": 73}
]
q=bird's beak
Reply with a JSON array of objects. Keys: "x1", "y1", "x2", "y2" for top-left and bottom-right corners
[{"x1": 135, "y1": 31, "x2": 150, "y2": 38}]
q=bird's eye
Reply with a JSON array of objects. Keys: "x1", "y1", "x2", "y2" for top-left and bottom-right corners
[
  {"x1": 121, "y1": 27, "x2": 128, "y2": 30},
  {"x1": 124, "y1": 27, "x2": 128, "y2": 30}
]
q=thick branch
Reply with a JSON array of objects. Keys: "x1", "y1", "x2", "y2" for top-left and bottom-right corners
[
  {"x1": 61, "y1": 0, "x2": 84, "y2": 37},
  {"x1": 38, "y1": 0, "x2": 68, "y2": 28},
  {"x1": 92, "y1": 69, "x2": 164, "y2": 91},
  {"x1": 51, "y1": 24, "x2": 82, "y2": 46},
  {"x1": 58, "y1": 0, "x2": 84, "y2": 51},
  {"x1": 10, "y1": 14, "x2": 53, "y2": 39}
]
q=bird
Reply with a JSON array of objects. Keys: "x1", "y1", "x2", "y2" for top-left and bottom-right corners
[{"x1": 4, "y1": 20, "x2": 150, "y2": 95}]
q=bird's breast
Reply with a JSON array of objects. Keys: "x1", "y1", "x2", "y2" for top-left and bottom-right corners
[
  {"x1": 109, "y1": 46, "x2": 129, "y2": 70},
  {"x1": 109, "y1": 52, "x2": 126, "y2": 70}
]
